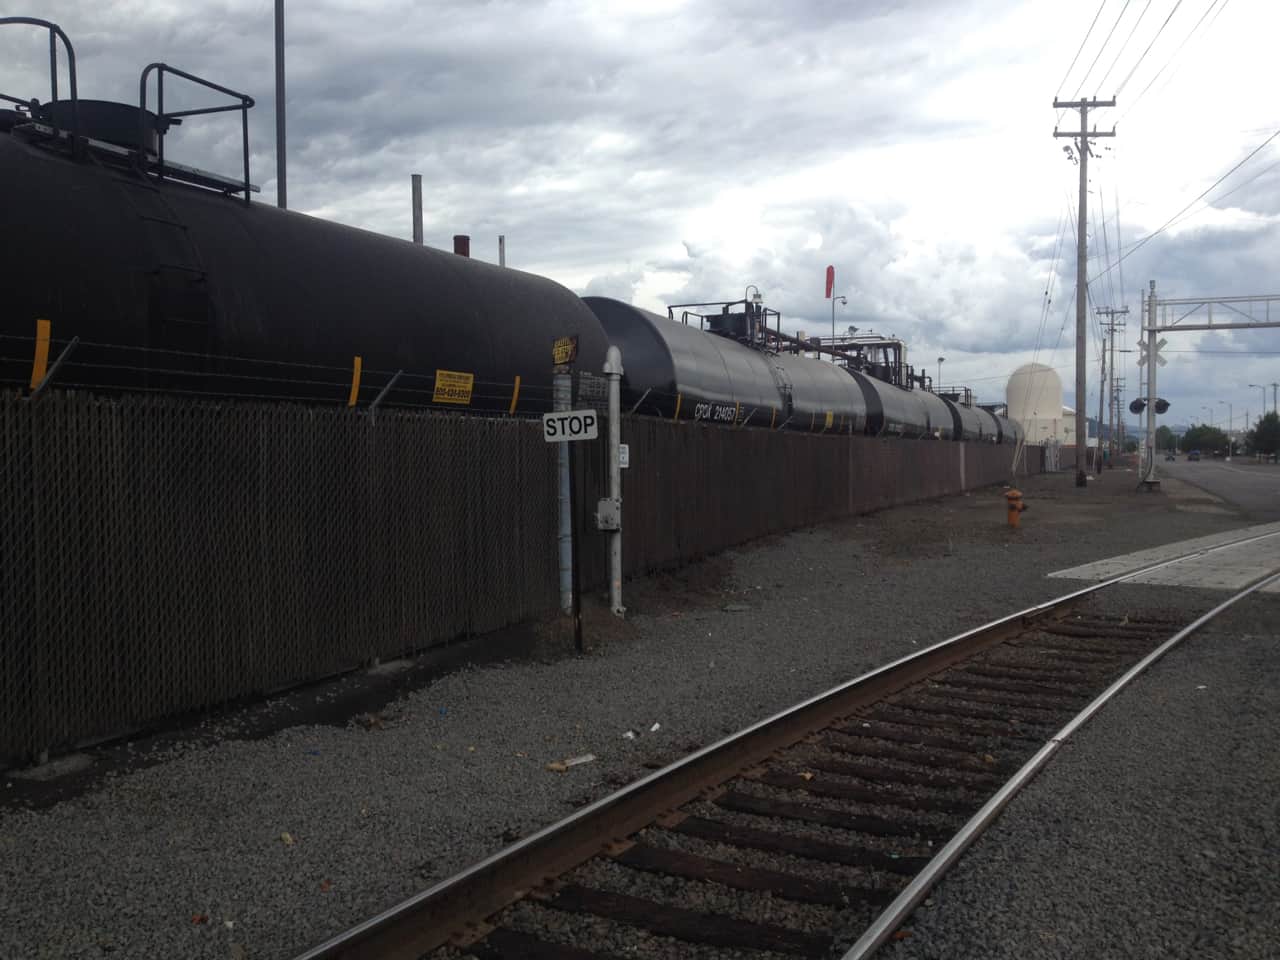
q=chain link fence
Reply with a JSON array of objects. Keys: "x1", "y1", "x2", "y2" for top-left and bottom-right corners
[
  {"x1": 1, "y1": 391, "x2": 558, "y2": 762},
  {"x1": 2, "y1": 385, "x2": 1041, "y2": 763},
  {"x1": 574, "y1": 415, "x2": 1040, "y2": 587}
]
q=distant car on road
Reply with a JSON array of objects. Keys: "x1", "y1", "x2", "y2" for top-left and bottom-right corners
[
  {"x1": 1165, "y1": 453, "x2": 1176, "y2": 461},
  {"x1": 1188, "y1": 450, "x2": 1201, "y2": 461}
]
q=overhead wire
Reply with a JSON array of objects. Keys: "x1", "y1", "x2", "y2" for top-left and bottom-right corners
[
  {"x1": 1097, "y1": 0, "x2": 1154, "y2": 92},
  {"x1": 1118, "y1": 0, "x2": 1227, "y2": 122},
  {"x1": 1159, "y1": 154, "x2": 1280, "y2": 232},
  {"x1": 1089, "y1": 126, "x2": 1280, "y2": 285},
  {"x1": 1073, "y1": 0, "x2": 1133, "y2": 97},
  {"x1": 1115, "y1": 0, "x2": 1184, "y2": 94},
  {"x1": 1055, "y1": 0, "x2": 1109, "y2": 122}
]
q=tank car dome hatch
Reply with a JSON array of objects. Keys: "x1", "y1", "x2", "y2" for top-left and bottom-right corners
[{"x1": 37, "y1": 99, "x2": 165, "y2": 153}]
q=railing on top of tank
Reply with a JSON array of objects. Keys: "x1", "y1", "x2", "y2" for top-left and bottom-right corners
[
  {"x1": 0, "y1": 17, "x2": 81, "y2": 157},
  {"x1": 138, "y1": 62, "x2": 255, "y2": 204}
]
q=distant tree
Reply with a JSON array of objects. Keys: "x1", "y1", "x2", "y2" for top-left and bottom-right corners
[
  {"x1": 1124, "y1": 439, "x2": 1138, "y2": 453},
  {"x1": 1246, "y1": 412, "x2": 1280, "y2": 456},
  {"x1": 1181, "y1": 424, "x2": 1227, "y2": 453},
  {"x1": 1155, "y1": 425, "x2": 1174, "y2": 451}
]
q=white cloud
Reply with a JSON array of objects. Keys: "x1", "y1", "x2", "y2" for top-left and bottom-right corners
[{"x1": 3, "y1": 0, "x2": 1277, "y2": 419}]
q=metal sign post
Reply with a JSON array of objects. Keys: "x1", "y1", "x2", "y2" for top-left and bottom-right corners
[
  {"x1": 602, "y1": 346, "x2": 624, "y2": 617},
  {"x1": 550, "y1": 335, "x2": 584, "y2": 653}
]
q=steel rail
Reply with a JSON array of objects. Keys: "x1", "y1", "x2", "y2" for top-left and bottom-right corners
[
  {"x1": 843, "y1": 562, "x2": 1280, "y2": 960},
  {"x1": 293, "y1": 525, "x2": 1280, "y2": 960}
]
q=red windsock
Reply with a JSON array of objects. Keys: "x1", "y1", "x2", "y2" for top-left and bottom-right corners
[{"x1": 825, "y1": 265, "x2": 834, "y2": 299}]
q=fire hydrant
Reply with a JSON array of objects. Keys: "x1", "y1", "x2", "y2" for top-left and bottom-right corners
[{"x1": 1005, "y1": 488, "x2": 1027, "y2": 528}]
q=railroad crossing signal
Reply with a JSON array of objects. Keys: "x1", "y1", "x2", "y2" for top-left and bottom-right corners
[{"x1": 1137, "y1": 337, "x2": 1167, "y2": 367}]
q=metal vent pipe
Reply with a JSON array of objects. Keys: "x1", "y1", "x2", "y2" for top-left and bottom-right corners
[
  {"x1": 411, "y1": 174, "x2": 422, "y2": 245},
  {"x1": 453, "y1": 234, "x2": 470, "y2": 257}
]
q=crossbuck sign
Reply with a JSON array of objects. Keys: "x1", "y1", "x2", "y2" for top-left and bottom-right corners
[{"x1": 1137, "y1": 337, "x2": 1167, "y2": 367}]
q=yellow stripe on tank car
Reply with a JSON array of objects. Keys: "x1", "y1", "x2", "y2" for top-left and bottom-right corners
[
  {"x1": 770, "y1": 407, "x2": 777, "y2": 429},
  {"x1": 673, "y1": 393, "x2": 682, "y2": 422},
  {"x1": 347, "y1": 356, "x2": 363, "y2": 407},
  {"x1": 508, "y1": 375, "x2": 522, "y2": 414},
  {"x1": 29, "y1": 318, "x2": 51, "y2": 391}
]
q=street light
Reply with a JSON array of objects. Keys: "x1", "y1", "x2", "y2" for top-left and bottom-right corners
[
  {"x1": 830, "y1": 295, "x2": 847, "y2": 361},
  {"x1": 937, "y1": 356, "x2": 945, "y2": 389}
]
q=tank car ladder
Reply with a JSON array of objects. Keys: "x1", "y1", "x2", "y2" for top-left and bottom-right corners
[
  {"x1": 112, "y1": 173, "x2": 216, "y2": 370},
  {"x1": 765, "y1": 356, "x2": 795, "y2": 419}
]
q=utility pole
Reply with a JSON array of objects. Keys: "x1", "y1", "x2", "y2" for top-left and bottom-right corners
[
  {"x1": 1272, "y1": 382, "x2": 1278, "y2": 415},
  {"x1": 1055, "y1": 96, "x2": 1115, "y2": 485},
  {"x1": 1096, "y1": 306, "x2": 1128, "y2": 463}
]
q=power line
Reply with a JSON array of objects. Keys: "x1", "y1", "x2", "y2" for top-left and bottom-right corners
[
  {"x1": 1099, "y1": 189, "x2": 1117, "y2": 311},
  {"x1": 1074, "y1": 0, "x2": 1133, "y2": 96},
  {"x1": 1119, "y1": 0, "x2": 1226, "y2": 122},
  {"x1": 1090, "y1": 127, "x2": 1280, "y2": 285},
  {"x1": 1161, "y1": 154, "x2": 1280, "y2": 232},
  {"x1": 1056, "y1": 0, "x2": 1109, "y2": 100},
  {"x1": 1098, "y1": 0, "x2": 1154, "y2": 91},
  {"x1": 1115, "y1": 0, "x2": 1184, "y2": 94}
]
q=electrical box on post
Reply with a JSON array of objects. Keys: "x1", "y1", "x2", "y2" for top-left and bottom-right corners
[{"x1": 595, "y1": 498, "x2": 621, "y2": 531}]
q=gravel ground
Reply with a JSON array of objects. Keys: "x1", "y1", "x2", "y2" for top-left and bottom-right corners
[
  {"x1": 881, "y1": 586, "x2": 1280, "y2": 960},
  {"x1": 0, "y1": 468, "x2": 1261, "y2": 959}
]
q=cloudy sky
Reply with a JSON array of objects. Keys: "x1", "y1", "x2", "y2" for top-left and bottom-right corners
[{"x1": 4, "y1": 0, "x2": 1277, "y2": 431}]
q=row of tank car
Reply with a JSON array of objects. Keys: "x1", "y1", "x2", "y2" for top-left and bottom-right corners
[
  {"x1": 584, "y1": 296, "x2": 1021, "y2": 443},
  {"x1": 0, "y1": 26, "x2": 1018, "y2": 446}
]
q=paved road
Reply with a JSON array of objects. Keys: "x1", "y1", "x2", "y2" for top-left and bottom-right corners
[{"x1": 1157, "y1": 457, "x2": 1280, "y2": 520}]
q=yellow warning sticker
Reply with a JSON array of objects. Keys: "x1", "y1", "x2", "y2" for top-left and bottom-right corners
[
  {"x1": 432, "y1": 370, "x2": 474, "y2": 405},
  {"x1": 552, "y1": 335, "x2": 579, "y2": 366}
]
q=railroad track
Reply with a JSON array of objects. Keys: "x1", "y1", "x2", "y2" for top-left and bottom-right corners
[{"x1": 296, "y1": 531, "x2": 1280, "y2": 960}]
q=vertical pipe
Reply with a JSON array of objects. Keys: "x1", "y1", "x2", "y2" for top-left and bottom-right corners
[
  {"x1": 411, "y1": 174, "x2": 423, "y2": 245},
  {"x1": 554, "y1": 370, "x2": 573, "y2": 614},
  {"x1": 603, "y1": 347, "x2": 624, "y2": 617},
  {"x1": 48, "y1": 28, "x2": 57, "y2": 102},
  {"x1": 157, "y1": 73, "x2": 165, "y2": 177},
  {"x1": 275, "y1": 0, "x2": 287, "y2": 209},
  {"x1": 453, "y1": 235, "x2": 470, "y2": 257},
  {"x1": 499, "y1": 235, "x2": 506, "y2": 267},
  {"x1": 241, "y1": 103, "x2": 250, "y2": 205}
]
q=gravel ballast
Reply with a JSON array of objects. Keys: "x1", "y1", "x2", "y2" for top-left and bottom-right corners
[
  {"x1": 0, "y1": 469, "x2": 1267, "y2": 959},
  {"x1": 878, "y1": 588, "x2": 1280, "y2": 960}
]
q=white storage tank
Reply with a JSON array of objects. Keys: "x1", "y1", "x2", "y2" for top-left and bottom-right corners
[{"x1": 1007, "y1": 363, "x2": 1073, "y2": 444}]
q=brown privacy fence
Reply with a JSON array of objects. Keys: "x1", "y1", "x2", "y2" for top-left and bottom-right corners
[
  {"x1": 575, "y1": 418, "x2": 1038, "y2": 581},
  {"x1": 0, "y1": 392, "x2": 558, "y2": 762},
  {"x1": 1, "y1": 391, "x2": 1041, "y2": 762}
]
